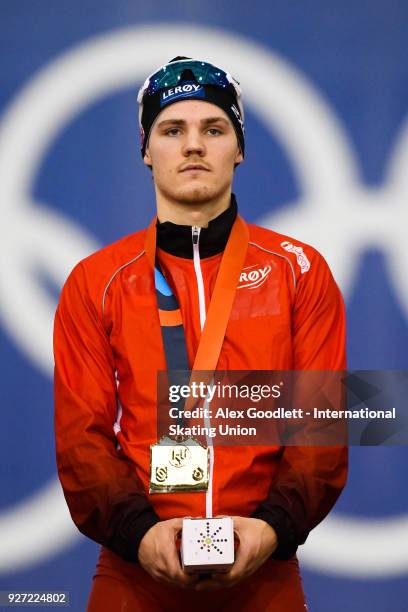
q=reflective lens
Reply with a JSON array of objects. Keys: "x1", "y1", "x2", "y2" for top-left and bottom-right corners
[{"x1": 138, "y1": 59, "x2": 241, "y2": 101}]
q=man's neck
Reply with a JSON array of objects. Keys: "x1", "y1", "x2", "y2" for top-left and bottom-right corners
[{"x1": 155, "y1": 189, "x2": 232, "y2": 227}]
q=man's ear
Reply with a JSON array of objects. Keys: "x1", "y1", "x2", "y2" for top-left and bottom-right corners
[
  {"x1": 143, "y1": 146, "x2": 153, "y2": 170},
  {"x1": 234, "y1": 145, "x2": 244, "y2": 168}
]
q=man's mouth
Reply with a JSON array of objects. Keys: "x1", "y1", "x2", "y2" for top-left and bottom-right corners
[{"x1": 180, "y1": 165, "x2": 210, "y2": 172}]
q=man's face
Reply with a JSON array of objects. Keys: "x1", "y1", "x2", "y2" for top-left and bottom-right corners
[{"x1": 143, "y1": 100, "x2": 243, "y2": 205}]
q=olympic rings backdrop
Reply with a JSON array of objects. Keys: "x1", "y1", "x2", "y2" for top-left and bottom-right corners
[{"x1": 1, "y1": 2, "x2": 407, "y2": 610}]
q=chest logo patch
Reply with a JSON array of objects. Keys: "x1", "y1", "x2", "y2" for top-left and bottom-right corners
[
  {"x1": 280, "y1": 241, "x2": 311, "y2": 274},
  {"x1": 237, "y1": 264, "x2": 272, "y2": 290}
]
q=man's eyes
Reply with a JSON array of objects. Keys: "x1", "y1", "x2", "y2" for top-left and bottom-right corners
[
  {"x1": 165, "y1": 127, "x2": 182, "y2": 136},
  {"x1": 207, "y1": 127, "x2": 223, "y2": 135},
  {"x1": 164, "y1": 127, "x2": 223, "y2": 136}
]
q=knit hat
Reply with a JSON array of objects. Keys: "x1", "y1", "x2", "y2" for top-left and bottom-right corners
[{"x1": 137, "y1": 56, "x2": 245, "y2": 158}]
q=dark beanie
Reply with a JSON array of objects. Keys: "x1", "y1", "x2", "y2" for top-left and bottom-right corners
[{"x1": 138, "y1": 56, "x2": 245, "y2": 158}]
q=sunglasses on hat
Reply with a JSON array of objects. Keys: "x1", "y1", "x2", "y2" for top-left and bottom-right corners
[{"x1": 137, "y1": 58, "x2": 243, "y2": 115}]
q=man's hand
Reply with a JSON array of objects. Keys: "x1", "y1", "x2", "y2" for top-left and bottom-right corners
[
  {"x1": 195, "y1": 516, "x2": 278, "y2": 591},
  {"x1": 138, "y1": 518, "x2": 198, "y2": 589}
]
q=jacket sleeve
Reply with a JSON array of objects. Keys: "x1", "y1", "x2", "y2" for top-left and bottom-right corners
[
  {"x1": 252, "y1": 249, "x2": 348, "y2": 559},
  {"x1": 54, "y1": 262, "x2": 159, "y2": 562}
]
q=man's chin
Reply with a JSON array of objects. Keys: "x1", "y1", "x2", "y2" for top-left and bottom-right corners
[{"x1": 170, "y1": 185, "x2": 218, "y2": 205}]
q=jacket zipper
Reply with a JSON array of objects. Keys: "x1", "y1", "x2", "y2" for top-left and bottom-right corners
[
  {"x1": 192, "y1": 226, "x2": 206, "y2": 330},
  {"x1": 192, "y1": 226, "x2": 214, "y2": 519}
]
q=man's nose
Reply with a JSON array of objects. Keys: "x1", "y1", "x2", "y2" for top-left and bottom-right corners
[{"x1": 182, "y1": 129, "x2": 205, "y2": 156}]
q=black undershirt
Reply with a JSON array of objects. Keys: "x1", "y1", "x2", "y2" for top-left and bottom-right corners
[{"x1": 156, "y1": 193, "x2": 238, "y2": 259}]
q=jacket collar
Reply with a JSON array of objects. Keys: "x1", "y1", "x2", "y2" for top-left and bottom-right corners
[{"x1": 156, "y1": 193, "x2": 238, "y2": 259}]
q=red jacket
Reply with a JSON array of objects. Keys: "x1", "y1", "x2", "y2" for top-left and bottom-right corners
[{"x1": 54, "y1": 196, "x2": 347, "y2": 562}]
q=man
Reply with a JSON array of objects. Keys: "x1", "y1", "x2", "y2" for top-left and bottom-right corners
[{"x1": 54, "y1": 57, "x2": 347, "y2": 611}]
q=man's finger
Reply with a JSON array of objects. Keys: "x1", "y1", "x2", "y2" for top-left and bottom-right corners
[
  {"x1": 170, "y1": 517, "x2": 184, "y2": 532},
  {"x1": 165, "y1": 537, "x2": 199, "y2": 587},
  {"x1": 195, "y1": 560, "x2": 245, "y2": 590},
  {"x1": 200, "y1": 541, "x2": 251, "y2": 589},
  {"x1": 155, "y1": 563, "x2": 198, "y2": 589}
]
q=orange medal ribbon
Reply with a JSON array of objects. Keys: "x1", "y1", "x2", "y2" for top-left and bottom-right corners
[{"x1": 144, "y1": 213, "x2": 249, "y2": 373}]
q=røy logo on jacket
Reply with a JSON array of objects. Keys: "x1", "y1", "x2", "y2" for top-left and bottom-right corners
[{"x1": 237, "y1": 264, "x2": 272, "y2": 289}]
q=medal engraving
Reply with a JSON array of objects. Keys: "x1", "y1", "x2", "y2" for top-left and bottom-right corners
[
  {"x1": 155, "y1": 466, "x2": 168, "y2": 483},
  {"x1": 150, "y1": 436, "x2": 209, "y2": 493},
  {"x1": 169, "y1": 445, "x2": 190, "y2": 467},
  {"x1": 192, "y1": 466, "x2": 204, "y2": 481}
]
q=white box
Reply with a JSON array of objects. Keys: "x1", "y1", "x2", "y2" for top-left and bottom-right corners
[{"x1": 181, "y1": 517, "x2": 235, "y2": 573}]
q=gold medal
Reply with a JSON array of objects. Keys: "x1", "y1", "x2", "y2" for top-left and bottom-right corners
[{"x1": 149, "y1": 436, "x2": 209, "y2": 493}]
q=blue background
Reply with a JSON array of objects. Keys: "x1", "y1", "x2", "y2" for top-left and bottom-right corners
[{"x1": 1, "y1": 2, "x2": 407, "y2": 610}]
